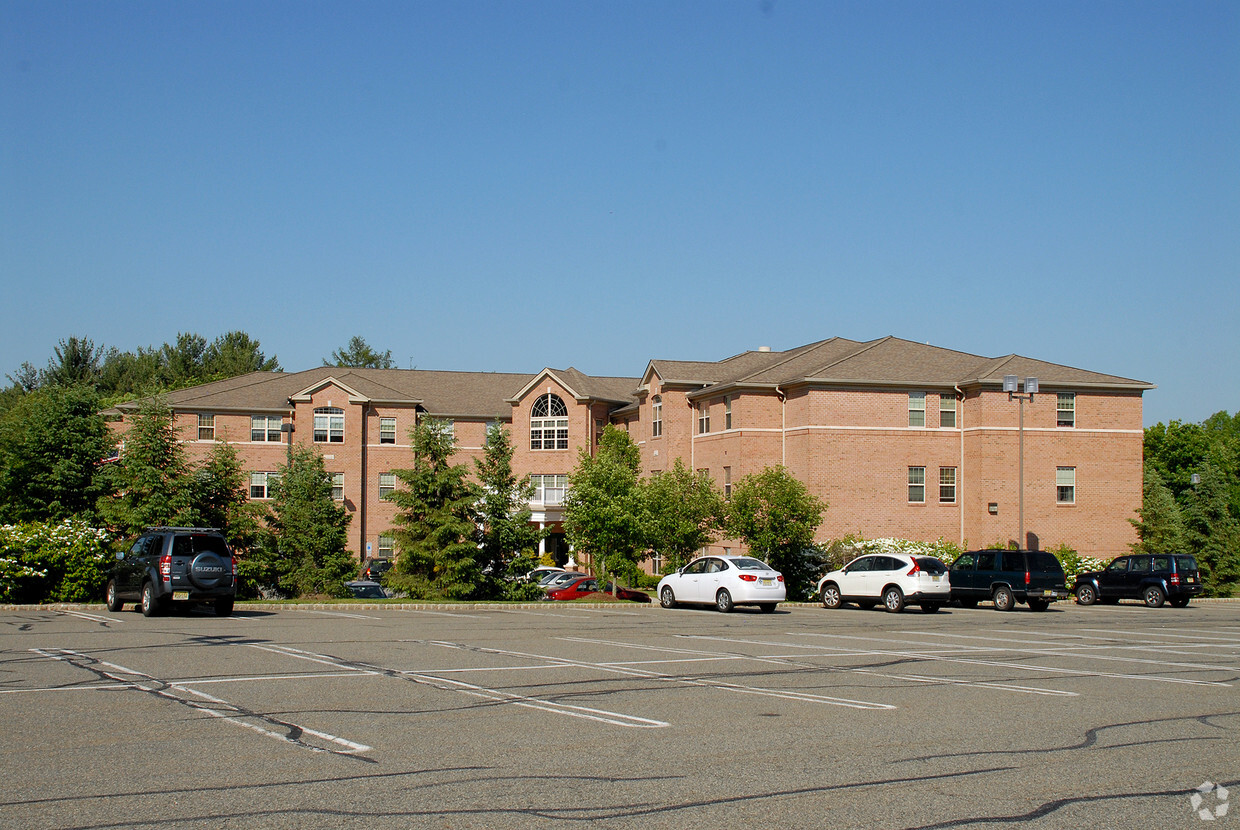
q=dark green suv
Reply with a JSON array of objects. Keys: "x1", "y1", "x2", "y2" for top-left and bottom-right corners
[
  {"x1": 1073, "y1": 554, "x2": 1201, "y2": 608},
  {"x1": 949, "y1": 549, "x2": 1069, "y2": 611},
  {"x1": 106, "y1": 527, "x2": 236, "y2": 617}
]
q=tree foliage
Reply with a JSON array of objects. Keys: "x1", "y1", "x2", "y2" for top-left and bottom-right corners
[
  {"x1": 325, "y1": 336, "x2": 395, "y2": 369},
  {"x1": 95, "y1": 400, "x2": 197, "y2": 536},
  {"x1": 387, "y1": 418, "x2": 483, "y2": 599},
  {"x1": 643, "y1": 459, "x2": 725, "y2": 573},
  {"x1": 563, "y1": 426, "x2": 646, "y2": 589},
  {"x1": 475, "y1": 423, "x2": 543, "y2": 590},
  {"x1": 726, "y1": 466, "x2": 825, "y2": 600}
]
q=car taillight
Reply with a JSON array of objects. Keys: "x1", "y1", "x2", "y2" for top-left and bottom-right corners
[
  {"x1": 777, "y1": 575, "x2": 784, "y2": 582},
  {"x1": 1169, "y1": 573, "x2": 1180, "y2": 586},
  {"x1": 906, "y1": 561, "x2": 921, "y2": 577},
  {"x1": 1024, "y1": 570, "x2": 1031, "y2": 585},
  {"x1": 738, "y1": 574, "x2": 757, "y2": 582},
  {"x1": 159, "y1": 554, "x2": 172, "y2": 580}
]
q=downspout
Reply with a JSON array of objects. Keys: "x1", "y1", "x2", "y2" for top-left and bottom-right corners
[
  {"x1": 359, "y1": 403, "x2": 367, "y2": 564},
  {"x1": 955, "y1": 385, "x2": 965, "y2": 547},
  {"x1": 775, "y1": 386, "x2": 787, "y2": 467},
  {"x1": 689, "y1": 398, "x2": 696, "y2": 471}
]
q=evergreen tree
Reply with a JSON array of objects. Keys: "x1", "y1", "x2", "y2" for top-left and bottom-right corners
[
  {"x1": 1129, "y1": 467, "x2": 1187, "y2": 556},
  {"x1": 325, "y1": 336, "x2": 395, "y2": 369},
  {"x1": 43, "y1": 336, "x2": 104, "y2": 388},
  {"x1": 193, "y1": 440, "x2": 263, "y2": 551},
  {"x1": 643, "y1": 458, "x2": 724, "y2": 573},
  {"x1": 726, "y1": 466, "x2": 825, "y2": 600},
  {"x1": 1182, "y1": 462, "x2": 1240, "y2": 597},
  {"x1": 96, "y1": 399, "x2": 197, "y2": 536},
  {"x1": 204, "y1": 331, "x2": 281, "y2": 378},
  {"x1": 388, "y1": 418, "x2": 482, "y2": 599},
  {"x1": 563, "y1": 426, "x2": 646, "y2": 591},
  {"x1": 262, "y1": 446, "x2": 353, "y2": 597},
  {"x1": 474, "y1": 423, "x2": 542, "y2": 590},
  {"x1": 0, "y1": 384, "x2": 115, "y2": 523}
]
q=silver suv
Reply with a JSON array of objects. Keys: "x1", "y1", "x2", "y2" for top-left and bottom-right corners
[{"x1": 106, "y1": 527, "x2": 237, "y2": 617}]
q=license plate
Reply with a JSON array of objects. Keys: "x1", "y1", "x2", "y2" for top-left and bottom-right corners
[
  {"x1": 173, "y1": 591, "x2": 190, "y2": 601},
  {"x1": 1187, "y1": 577, "x2": 1196, "y2": 583},
  {"x1": 931, "y1": 575, "x2": 941, "y2": 582},
  {"x1": 759, "y1": 578, "x2": 774, "y2": 587}
]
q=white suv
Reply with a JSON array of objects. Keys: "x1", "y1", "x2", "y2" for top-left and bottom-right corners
[{"x1": 817, "y1": 554, "x2": 950, "y2": 613}]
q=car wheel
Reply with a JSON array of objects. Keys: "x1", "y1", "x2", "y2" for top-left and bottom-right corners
[
  {"x1": 660, "y1": 586, "x2": 677, "y2": 609},
  {"x1": 715, "y1": 589, "x2": 734, "y2": 613},
  {"x1": 919, "y1": 603, "x2": 941, "y2": 613},
  {"x1": 215, "y1": 597, "x2": 234, "y2": 617},
  {"x1": 1075, "y1": 584, "x2": 1097, "y2": 606},
  {"x1": 140, "y1": 582, "x2": 160, "y2": 618},
  {"x1": 882, "y1": 586, "x2": 905, "y2": 613},
  {"x1": 758, "y1": 603, "x2": 776, "y2": 613},
  {"x1": 821, "y1": 583, "x2": 842, "y2": 609},
  {"x1": 1143, "y1": 585, "x2": 1166, "y2": 608},
  {"x1": 857, "y1": 600, "x2": 877, "y2": 610},
  {"x1": 1169, "y1": 597, "x2": 1190, "y2": 608},
  {"x1": 1027, "y1": 599, "x2": 1050, "y2": 612},
  {"x1": 105, "y1": 579, "x2": 123, "y2": 612},
  {"x1": 992, "y1": 586, "x2": 1015, "y2": 612}
]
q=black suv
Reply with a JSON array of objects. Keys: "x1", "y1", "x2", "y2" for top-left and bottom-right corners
[
  {"x1": 106, "y1": 527, "x2": 237, "y2": 617},
  {"x1": 1073, "y1": 554, "x2": 1202, "y2": 608},
  {"x1": 950, "y1": 549, "x2": 1069, "y2": 611}
]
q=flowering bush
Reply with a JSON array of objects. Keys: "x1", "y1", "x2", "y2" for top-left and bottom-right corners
[
  {"x1": 819, "y1": 536, "x2": 967, "y2": 575},
  {"x1": 0, "y1": 521, "x2": 112, "y2": 603},
  {"x1": 1045, "y1": 543, "x2": 1107, "y2": 589}
]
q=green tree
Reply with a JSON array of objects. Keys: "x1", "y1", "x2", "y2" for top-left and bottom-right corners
[
  {"x1": 1182, "y1": 461, "x2": 1240, "y2": 597},
  {"x1": 262, "y1": 446, "x2": 353, "y2": 597},
  {"x1": 43, "y1": 336, "x2": 104, "y2": 388},
  {"x1": 474, "y1": 423, "x2": 543, "y2": 591},
  {"x1": 1129, "y1": 467, "x2": 1187, "y2": 557},
  {"x1": 193, "y1": 440, "x2": 263, "y2": 552},
  {"x1": 96, "y1": 399, "x2": 197, "y2": 536},
  {"x1": 563, "y1": 426, "x2": 646, "y2": 591},
  {"x1": 159, "y1": 332, "x2": 211, "y2": 388},
  {"x1": 0, "y1": 385, "x2": 115, "y2": 523},
  {"x1": 204, "y1": 331, "x2": 281, "y2": 378},
  {"x1": 726, "y1": 466, "x2": 826, "y2": 600},
  {"x1": 388, "y1": 418, "x2": 482, "y2": 599},
  {"x1": 325, "y1": 336, "x2": 395, "y2": 369},
  {"x1": 643, "y1": 459, "x2": 724, "y2": 573}
]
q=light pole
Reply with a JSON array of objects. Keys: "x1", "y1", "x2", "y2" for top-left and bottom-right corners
[{"x1": 1003, "y1": 375, "x2": 1038, "y2": 549}]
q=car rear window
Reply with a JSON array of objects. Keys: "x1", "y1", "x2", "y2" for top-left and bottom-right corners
[
  {"x1": 1175, "y1": 556, "x2": 1198, "y2": 572},
  {"x1": 171, "y1": 534, "x2": 230, "y2": 557},
  {"x1": 732, "y1": 558, "x2": 772, "y2": 570},
  {"x1": 914, "y1": 557, "x2": 947, "y2": 575},
  {"x1": 1027, "y1": 552, "x2": 1064, "y2": 573}
]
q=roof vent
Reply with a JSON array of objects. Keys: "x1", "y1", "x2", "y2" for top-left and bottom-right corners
[{"x1": 758, "y1": 346, "x2": 772, "y2": 352}]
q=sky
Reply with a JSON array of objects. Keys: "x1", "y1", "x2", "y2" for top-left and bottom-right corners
[{"x1": 2, "y1": 0, "x2": 1236, "y2": 427}]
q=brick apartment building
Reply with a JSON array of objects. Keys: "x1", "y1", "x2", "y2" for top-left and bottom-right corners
[{"x1": 113, "y1": 336, "x2": 1153, "y2": 567}]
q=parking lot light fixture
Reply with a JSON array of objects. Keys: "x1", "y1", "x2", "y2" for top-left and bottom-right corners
[{"x1": 1005, "y1": 376, "x2": 1037, "y2": 549}]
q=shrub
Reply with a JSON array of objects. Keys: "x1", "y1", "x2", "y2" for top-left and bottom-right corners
[
  {"x1": 1046, "y1": 543, "x2": 1107, "y2": 589},
  {"x1": 819, "y1": 536, "x2": 967, "y2": 576},
  {"x1": 0, "y1": 520, "x2": 112, "y2": 603}
]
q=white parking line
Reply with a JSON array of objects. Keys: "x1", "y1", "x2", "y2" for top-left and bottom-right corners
[
  {"x1": 59, "y1": 610, "x2": 121, "y2": 624},
  {"x1": 299, "y1": 610, "x2": 381, "y2": 620}
]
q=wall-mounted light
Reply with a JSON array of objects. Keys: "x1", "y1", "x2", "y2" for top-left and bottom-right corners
[{"x1": 988, "y1": 503, "x2": 999, "y2": 515}]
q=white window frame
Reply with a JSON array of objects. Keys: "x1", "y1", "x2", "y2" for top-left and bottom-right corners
[
  {"x1": 908, "y1": 466, "x2": 926, "y2": 503},
  {"x1": 939, "y1": 467, "x2": 956, "y2": 503},
  {"x1": 379, "y1": 418, "x2": 397, "y2": 444},
  {"x1": 330, "y1": 472, "x2": 344, "y2": 501},
  {"x1": 724, "y1": 397, "x2": 733, "y2": 430},
  {"x1": 651, "y1": 396, "x2": 663, "y2": 438},
  {"x1": 250, "y1": 472, "x2": 277, "y2": 500},
  {"x1": 1057, "y1": 393, "x2": 1076, "y2": 428},
  {"x1": 531, "y1": 474, "x2": 568, "y2": 505},
  {"x1": 1057, "y1": 467, "x2": 1076, "y2": 504},
  {"x1": 379, "y1": 472, "x2": 396, "y2": 499},
  {"x1": 198, "y1": 414, "x2": 215, "y2": 441},
  {"x1": 377, "y1": 534, "x2": 395, "y2": 558},
  {"x1": 314, "y1": 407, "x2": 345, "y2": 443},
  {"x1": 530, "y1": 394, "x2": 569, "y2": 450},
  {"x1": 697, "y1": 402, "x2": 710, "y2": 435},
  {"x1": 251, "y1": 415, "x2": 282, "y2": 442},
  {"x1": 939, "y1": 394, "x2": 956, "y2": 428},
  {"x1": 908, "y1": 393, "x2": 926, "y2": 428}
]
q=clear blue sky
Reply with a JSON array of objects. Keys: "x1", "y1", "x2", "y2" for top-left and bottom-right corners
[{"x1": 2, "y1": 1, "x2": 1236, "y2": 427}]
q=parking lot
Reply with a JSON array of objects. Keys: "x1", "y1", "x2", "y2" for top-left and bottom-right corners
[{"x1": 1, "y1": 600, "x2": 1237, "y2": 829}]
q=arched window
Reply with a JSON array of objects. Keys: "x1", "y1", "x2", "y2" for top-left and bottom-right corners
[
  {"x1": 530, "y1": 393, "x2": 568, "y2": 450},
  {"x1": 314, "y1": 407, "x2": 345, "y2": 443}
]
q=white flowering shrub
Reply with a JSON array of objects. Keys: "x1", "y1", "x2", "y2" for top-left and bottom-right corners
[
  {"x1": 0, "y1": 521, "x2": 112, "y2": 603},
  {"x1": 1045, "y1": 543, "x2": 1107, "y2": 589},
  {"x1": 819, "y1": 535, "x2": 966, "y2": 575}
]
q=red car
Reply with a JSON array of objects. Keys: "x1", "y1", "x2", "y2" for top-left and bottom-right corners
[{"x1": 545, "y1": 576, "x2": 651, "y2": 603}]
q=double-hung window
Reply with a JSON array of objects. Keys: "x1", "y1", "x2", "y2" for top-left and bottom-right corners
[
  {"x1": 378, "y1": 473, "x2": 396, "y2": 499},
  {"x1": 330, "y1": 472, "x2": 344, "y2": 501},
  {"x1": 379, "y1": 418, "x2": 397, "y2": 444},
  {"x1": 251, "y1": 415, "x2": 282, "y2": 442},
  {"x1": 939, "y1": 467, "x2": 957, "y2": 503},
  {"x1": 697, "y1": 402, "x2": 710, "y2": 434},
  {"x1": 1057, "y1": 393, "x2": 1076, "y2": 428},
  {"x1": 314, "y1": 407, "x2": 345, "y2": 443},
  {"x1": 651, "y1": 396, "x2": 662, "y2": 438},
  {"x1": 1057, "y1": 467, "x2": 1076, "y2": 504},
  {"x1": 250, "y1": 472, "x2": 277, "y2": 499},
  {"x1": 908, "y1": 467, "x2": 926, "y2": 503},
  {"x1": 724, "y1": 397, "x2": 733, "y2": 430},
  {"x1": 939, "y1": 395, "x2": 957, "y2": 428},
  {"x1": 531, "y1": 474, "x2": 568, "y2": 505},
  {"x1": 908, "y1": 393, "x2": 926, "y2": 428},
  {"x1": 198, "y1": 414, "x2": 215, "y2": 441}
]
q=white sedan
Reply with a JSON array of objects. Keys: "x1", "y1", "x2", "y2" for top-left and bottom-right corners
[{"x1": 657, "y1": 555, "x2": 785, "y2": 613}]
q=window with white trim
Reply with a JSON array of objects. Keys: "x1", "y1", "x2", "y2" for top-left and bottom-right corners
[
  {"x1": 1057, "y1": 467, "x2": 1076, "y2": 504},
  {"x1": 251, "y1": 415, "x2": 282, "y2": 442},
  {"x1": 198, "y1": 414, "x2": 215, "y2": 441},
  {"x1": 379, "y1": 473, "x2": 396, "y2": 499},
  {"x1": 908, "y1": 467, "x2": 926, "y2": 503},
  {"x1": 531, "y1": 474, "x2": 568, "y2": 505},
  {"x1": 1057, "y1": 393, "x2": 1076, "y2": 428},
  {"x1": 530, "y1": 394, "x2": 568, "y2": 450},
  {"x1": 939, "y1": 394, "x2": 957, "y2": 428},
  {"x1": 724, "y1": 397, "x2": 733, "y2": 430},
  {"x1": 939, "y1": 467, "x2": 956, "y2": 503},
  {"x1": 651, "y1": 396, "x2": 662, "y2": 438},
  {"x1": 249, "y1": 472, "x2": 277, "y2": 499},
  {"x1": 724, "y1": 466, "x2": 732, "y2": 500},
  {"x1": 697, "y1": 402, "x2": 710, "y2": 434},
  {"x1": 314, "y1": 407, "x2": 345, "y2": 443},
  {"x1": 377, "y1": 534, "x2": 394, "y2": 558},
  {"x1": 330, "y1": 472, "x2": 344, "y2": 501},
  {"x1": 380, "y1": 418, "x2": 396, "y2": 444},
  {"x1": 908, "y1": 393, "x2": 926, "y2": 428}
]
